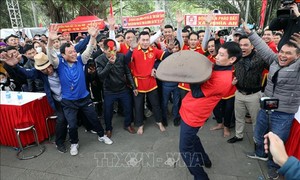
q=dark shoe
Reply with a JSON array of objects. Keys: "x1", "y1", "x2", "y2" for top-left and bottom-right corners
[
  {"x1": 106, "y1": 130, "x2": 112, "y2": 138},
  {"x1": 124, "y1": 126, "x2": 136, "y2": 134},
  {"x1": 204, "y1": 160, "x2": 212, "y2": 168},
  {"x1": 267, "y1": 168, "x2": 279, "y2": 179},
  {"x1": 173, "y1": 117, "x2": 180, "y2": 126},
  {"x1": 227, "y1": 136, "x2": 243, "y2": 143},
  {"x1": 246, "y1": 152, "x2": 268, "y2": 161},
  {"x1": 56, "y1": 145, "x2": 67, "y2": 153}
]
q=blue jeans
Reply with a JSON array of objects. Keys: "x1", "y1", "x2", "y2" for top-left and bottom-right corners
[
  {"x1": 103, "y1": 89, "x2": 133, "y2": 131},
  {"x1": 179, "y1": 120, "x2": 210, "y2": 180},
  {"x1": 162, "y1": 84, "x2": 180, "y2": 121},
  {"x1": 254, "y1": 109, "x2": 294, "y2": 169}
]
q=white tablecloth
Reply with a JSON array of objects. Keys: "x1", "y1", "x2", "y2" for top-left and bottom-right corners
[{"x1": 0, "y1": 91, "x2": 46, "y2": 106}]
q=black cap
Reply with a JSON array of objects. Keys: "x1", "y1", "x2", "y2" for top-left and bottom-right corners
[
  {"x1": 233, "y1": 28, "x2": 246, "y2": 36},
  {"x1": 96, "y1": 34, "x2": 107, "y2": 43},
  {"x1": 4, "y1": 34, "x2": 19, "y2": 43}
]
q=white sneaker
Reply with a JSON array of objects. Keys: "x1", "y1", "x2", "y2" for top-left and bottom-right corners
[
  {"x1": 70, "y1": 144, "x2": 79, "y2": 156},
  {"x1": 98, "y1": 135, "x2": 113, "y2": 145}
]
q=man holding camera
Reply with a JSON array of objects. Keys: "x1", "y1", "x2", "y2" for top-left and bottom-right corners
[
  {"x1": 242, "y1": 22, "x2": 300, "y2": 179},
  {"x1": 269, "y1": 2, "x2": 300, "y2": 51}
]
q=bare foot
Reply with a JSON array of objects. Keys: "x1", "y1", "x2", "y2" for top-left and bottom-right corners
[
  {"x1": 223, "y1": 127, "x2": 230, "y2": 137},
  {"x1": 210, "y1": 124, "x2": 224, "y2": 131},
  {"x1": 137, "y1": 126, "x2": 144, "y2": 135},
  {"x1": 157, "y1": 122, "x2": 166, "y2": 132}
]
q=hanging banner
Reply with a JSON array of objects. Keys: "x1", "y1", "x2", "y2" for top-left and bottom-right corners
[
  {"x1": 122, "y1": 11, "x2": 165, "y2": 28},
  {"x1": 50, "y1": 20, "x2": 105, "y2": 33},
  {"x1": 185, "y1": 14, "x2": 240, "y2": 27}
]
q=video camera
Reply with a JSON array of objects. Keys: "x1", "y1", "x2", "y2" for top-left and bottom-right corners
[
  {"x1": 277, "y1": 0, "x2": 300, "y2": 18},
  {"x1": 260, "y1": 97, "x2": 279, "y2": 110},
  {"x1": 217, "y1": 29, "x2": 229, "y2": 37}
]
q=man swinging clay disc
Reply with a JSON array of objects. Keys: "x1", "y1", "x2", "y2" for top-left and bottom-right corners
[{"x1": 156, "y1": 50, "x2": 213, "y2": 83}]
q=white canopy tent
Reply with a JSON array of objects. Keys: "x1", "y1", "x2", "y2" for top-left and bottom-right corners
[{"x1": 0, "y1": 27, "x2": 48, "y2": 39}]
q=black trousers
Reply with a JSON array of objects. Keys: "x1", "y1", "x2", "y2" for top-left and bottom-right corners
[
  {"x1": 61, "y1": 95, "x2": 105, "y2": 144},
  {"x1": 53, "y1": 100, "x2": 68, "y2": 147},
  {"x1": 134, "y1": 89, "x2": 162, "y2": 127},
  {"x1": 213, "y1": 97, "x2": 235, "y2": 128}
]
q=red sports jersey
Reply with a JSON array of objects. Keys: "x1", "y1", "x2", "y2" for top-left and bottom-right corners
[
  {"x1": 119, "y1": 43, "x2": 130, "y2": 55},
  {"x1": 131, "y1": 46, "x2": 164, "y2": 92},
  {"x1": 267, "y1": 41, "x2": 278, "y2": 53},
  {"x1": 207, "y1": 55, "x2": 216, "y2": 64},
  {"x1": 180, "y1": 67, "x2": 235, "y2": 127}
]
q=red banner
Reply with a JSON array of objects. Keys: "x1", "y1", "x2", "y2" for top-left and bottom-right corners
[
  {"x1": 122, "y1": 11, "x2": 165, "y2": 28},
  {"x1": 185, "y1": 14, "x2": 240, "y2": 27},
  {"x1": 50, "y1": 20, "x2": 105, "y2": 33},
  {"x1": 259, "y1": 0, "x2": 268, "y2": 29}
]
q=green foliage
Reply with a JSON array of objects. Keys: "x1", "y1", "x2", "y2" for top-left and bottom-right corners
[{"x1": 0, "y1": 0, "x2": 280, "y2": 29}]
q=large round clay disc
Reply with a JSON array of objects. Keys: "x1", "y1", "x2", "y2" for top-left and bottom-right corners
[{"x1": 156, "y1": 50, "x2": 213, "y2": 83}]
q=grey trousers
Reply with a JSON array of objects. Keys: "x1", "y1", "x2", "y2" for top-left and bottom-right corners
[{"x1": 234, "y1": 91, "x2": 261, "y2": 138}]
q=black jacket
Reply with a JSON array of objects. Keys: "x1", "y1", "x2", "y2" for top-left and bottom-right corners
[
  {"x1": 234, "y1": 51, "x2": 269, "y2": 92},
  {"x1": 269, "y1": 16, "x2": 300, "y2": 51},
  {"x1": 96, "y1": 53, "x2": 135, "y2": 93}
]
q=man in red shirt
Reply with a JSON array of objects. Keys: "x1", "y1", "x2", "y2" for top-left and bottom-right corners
[
  {"x1": 126, "y1": 31, "x2": 172, "y2": 134},
  {"x1": 262, "y1": 29, "x2": 278, "y2": 53},
  {"x1": 179, "y1": 42, "x2": 242, "y2": 180}
]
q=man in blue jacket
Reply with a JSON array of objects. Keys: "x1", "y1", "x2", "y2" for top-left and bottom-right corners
[{"x1": 2, "y1": 52, "x2": 68, "y2": 153}]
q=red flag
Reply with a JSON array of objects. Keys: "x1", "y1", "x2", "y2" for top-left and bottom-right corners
[
  {"x1": 110, "y1": 0, "x2": 113, "y2": 16},
  {"x1": 259, "y1": 0, "x2": 268, "y2": 29}
]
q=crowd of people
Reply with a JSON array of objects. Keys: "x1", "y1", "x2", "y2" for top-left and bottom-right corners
[{"x1": 0, "y1": 4, "x2": 300, "y2": 180}]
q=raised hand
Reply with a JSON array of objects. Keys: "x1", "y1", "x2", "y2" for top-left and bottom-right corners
[
  {"x1": 0, "y1": 51, "x2": 21, "y2": 67},
  {"x1": 159, "y1": 19, "x2": 165, "y2": 32},
  {"x1": 290, "y1": 32, "x2": 300, "y2": 49},
  {"x1": 205, "y1": 12, "x2": 215, "y2": 26},
  {"x1": 241, "y1": 18, "x2": 251, "y2": 35},
  {"x1": 48, "y1": 24, "x2": 59, "y2": 41},
  {"x1": 87, "y1": 22, "x2": 99, "y2": 38},
  {"x1": 176, "y1": 11, "x2": 184, "y2": 24},
  {"x1": 107, "y1": 14, "x2": 116, "y2": 28},
  {"x1": 166, "y1": 36, "x2": 175, "y2": 51}
]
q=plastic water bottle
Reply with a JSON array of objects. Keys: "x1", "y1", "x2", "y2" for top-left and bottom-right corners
[
  {"x1": 17, "y1": 92, "x2": 23, "y2": 104},
  {"x1": 5, "y1": 91, "x2": 11, "y2": 103}
]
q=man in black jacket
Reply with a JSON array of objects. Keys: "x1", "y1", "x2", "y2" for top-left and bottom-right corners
[
  {"x1": 95, "y1": 39, "x2": 137, "y2": 138},
  {"x1": 227, "y1": 36, "x2": 269, "y2": 143}
]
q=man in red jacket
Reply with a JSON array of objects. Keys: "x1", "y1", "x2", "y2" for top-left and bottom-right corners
[{"x1": 179, "y1": 42, "x2": 242, "y2": 180}]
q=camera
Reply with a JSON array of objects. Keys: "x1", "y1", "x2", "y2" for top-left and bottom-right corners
[
  {"x1": 217, "y1": 29, "x2": 229, "y2": 37},
  {"x1": 260, "y1": 97, "x2": 279, "y2": 110},
  {"x1": 277, "y1": 0, "x2": 300, "y2": 18}
]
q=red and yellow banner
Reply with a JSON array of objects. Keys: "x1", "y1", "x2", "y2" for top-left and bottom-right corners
[
  {"x1": 122, "y1": 11, "x2": 165, "y2": 28},
  {"x1": 50, "y1": 20, "x2": 105, "y2": 33},
  {"x1": 185, "y1": 14, "x2": 240, "y2": 27}
]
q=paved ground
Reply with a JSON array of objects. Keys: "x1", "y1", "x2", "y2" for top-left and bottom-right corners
[{"x1": 0, "y1": 112, "x2": 279, "y2": 180}]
